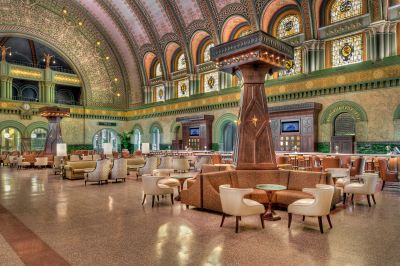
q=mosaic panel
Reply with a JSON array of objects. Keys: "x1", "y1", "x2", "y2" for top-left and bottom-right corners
[
  {"x1": 280, "y1": 48, "x2": 302, "y2": 77},
  {"x1": 331, "y1": 0, "x2": 362, "y2": 23},
  {"x1": 155, "y1": 84, "x2": 165, "y2": 102},
  {"x1": 332, "y1": 34, "x2": 363, "y2": 67},
  {"x1": 140, "y1": 0, "x2": 173, "y2": 37},
  {"x1": 174, "y1": 0, "x2": 203, "y2": 26},
  {"x1": 203, "y1": 71, "x2": 219, "y2": 93},
  {"x1": 177, "y1": 79, "x2": 189, "y2": 98}
]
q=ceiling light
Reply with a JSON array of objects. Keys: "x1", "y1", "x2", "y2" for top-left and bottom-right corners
[
  {"x1": 105, "y1": 56, "x2": 110, "y2": 60},
  {"x1": 96, "y1": 41, "x2": 101, "y2": 46},
  {"x1": 116, "y1": 93, "x2": 121, "y2": 97},
  {"x1": 78, "y1": 21, "x2": 83, "y2": 26},
  {"x1": 114, "y1": 78, "x2": 118, "y2": 82},
  {"x1": 62, "y1": 8, "x2": 67, "y2": 14}
]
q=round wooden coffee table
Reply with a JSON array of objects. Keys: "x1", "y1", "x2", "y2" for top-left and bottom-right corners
[{"x1": 255, "y1": 184, "x2": 287, "y2": 221}]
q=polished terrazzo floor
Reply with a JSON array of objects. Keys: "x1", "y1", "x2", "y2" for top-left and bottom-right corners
[{"x1": 0, "y1": 167, "x2": 399, "y2": 266}]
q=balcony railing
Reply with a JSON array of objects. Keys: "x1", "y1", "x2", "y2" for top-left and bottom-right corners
[
  {"x1": 12, "y1": 96, "x2": 38, "y2": 102},
  {"x1": 7, "y1": 60, "x2": 75, "y2": 74}
]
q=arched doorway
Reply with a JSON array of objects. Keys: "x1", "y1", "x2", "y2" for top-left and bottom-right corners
[
  {"x1": 334, "y1": 112, "x2": 356, "y2": 136},
  {"x1": 31, "y1": 128, "x2": 47, "y2": 151},
  {"x1": 93, "y1": 129, "x2": 120, "y2": 152},
  {"x1": 222, "y1": 122, "x2": 237, "y2": 152},
  {"x1": 1, "y1": 128, "x2": 22, "y2": 152}
]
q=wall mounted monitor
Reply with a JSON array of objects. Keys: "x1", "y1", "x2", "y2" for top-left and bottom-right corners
[
  {"x1": 281, "y1": 120, "x2": 300, "y2": 133},
  {"x1": 189, "y1": 127, "x2": 200, "y2": 136}
]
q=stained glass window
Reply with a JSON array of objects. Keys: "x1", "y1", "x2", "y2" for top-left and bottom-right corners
[
  {"x1": 155, "y1": 63, "x2": 162, "y2": 77},
  {"x1": 332, "y1": 34, "x2": 363, "y2": 67},
  {"x1": 177, "y1": 54, "x2": 186, "y2": 71},
  {"x1": 155, "y1": 85, "x2": 165, "y2": 102},
  {"x1": 177, "y1": 79, "x2": 189, "y2": 98},
  {"x1": 330, "y1": 0, "x2": 362, "y2": 24},
  {"x1": 279, "y1": 48, "x2": 302, "y2": 77},
  {"x1": 203, "y1": 72, "x2": 219, "y2": 93},
  {"x1": 277, "y1": 15, "x2": 300, "y2": 39},
  {"x1": 203, "y1": 43, "x2": 214, "y2": 63}
]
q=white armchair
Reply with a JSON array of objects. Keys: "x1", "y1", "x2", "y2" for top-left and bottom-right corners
[
  {"x1": 152, "y1": 169, "x2": 181, "y2": 189},
  {"x1": 17, "y1": 157, "x2": 30, "y2": 169},
  {"x1": 142, "y1": 175, "x2": 174, "y2": 208},
  {"x1": 138, "y1": 157, "x2": 158, "y2": 178},
  {"x1": 172, "y1": 158, "x2": 190, "y2": 173},
  {"x1": 219, "y1": 184, "x2": 265, "y2": 233},
  {"x1": 288, "y1": 184, "x2": 334, "y2": 234},
  {"x1": 325, "y1": 168, "x2": 350, "y2": 189},
  {"x1": 343, "y1": 173, "x2": 378, "y2": 207},
  {"x1": 34, "y1": 157, "x2": 48, "y2": 168},
  {"x1": 110, "y1": 158, "x2": 127, "y2": 183},
  {"x1": 84, "y1": 159, "x2": 111, "y2": 186},
  {"x1": 158, "y1": 156, "x2": 173, "y2": 169}
]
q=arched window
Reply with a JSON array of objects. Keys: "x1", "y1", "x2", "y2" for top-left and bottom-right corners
[
  {"x1": 332, "y1": 34, "x2": 363, "y2": 67},
  {"x1": 132, "y1": 129, "x2": 142, "y2": 151},
  {"x1": 93, "y1": 129, "x2": 119, "y2": 152},
  {"x1": 177, "y1": 54, "x2": 186, "y2": 71},
  {"x1": 334, "y1": 112, "x2": 356, "y2": 136},
  {"x1": 277, "y1": 15, "x2": 301, "y2": 38},
  {"x1": 31, "y1": 128, "x2": 47, "y2": 151},
  {"x1": 151, "y1": 127, "x2": 161, "y2": 150},
  {"x1": 21, "y1": 86, "x2": 38, "y2": 102},
  {"x1": 330, "y1": 0, "x2": 362, "y2": 24},
  {"x1": 222, "y1": 122, "x2": 237, "y2": 152},
  {"x1": 203, "y1": 43, "x2": 214, "y2": 63},
  {"x1": 1, "y1": 128, "x2": 21, "y2": 152},
  {"x1": 155, "y1": 63, "x2": 162, "y2": 77},
  {"x1": 280, "y1": 48, "x2": 302, "y2": 77}
]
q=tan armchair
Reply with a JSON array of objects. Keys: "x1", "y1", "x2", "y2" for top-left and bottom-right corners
[
  {"x1": 138, "y1": 157, "x2": 158, "y2": 178},
  {"x1": 172, "y1": 158, "x2": 190, "y2": 173},
  {"x1": 141, "y1": 176, "x2": 174, "y2": 208},
  {"x1": 64, "y1": 161, "x2": 97, "y2": 180},
  {"x1": 219, "y1": 185, "x2": 265, "y2": 233},
  {"x1": 69, "y1": 155, "x2": 80, "y2": 161},
  {"x1": 85, "y1": 159, "x2": 112, "y2": 186},
  {"x1": 110, "y1": 158, "x2": 127, "y2": 183},
  {"x1": 82, "y1": 155, "x2": 93, "y2": 161},
  {"x1": 17, "y1": 157, "x2": 31, "y2": 169},
  {"x1": 158, "y1": 156, "x2": 173, "y2": 169},
  {"x1": 378, "y1": 159, "x2": 399, "y2": 191}
]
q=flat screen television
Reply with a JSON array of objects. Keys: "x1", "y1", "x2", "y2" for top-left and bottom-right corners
[
  {"x1": 281, "y1": 121, "x2": 300, "y2": 133},
  {"x1": 189, "y1": 127, "x2": 200, "y2": 136}
]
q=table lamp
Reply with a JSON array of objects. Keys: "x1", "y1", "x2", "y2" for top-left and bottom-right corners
[
  {"x1": 141, "y1": 143, "x2": 150, "y2": 154},
  {"x1": 56, "y1": 143, "x2": 67, "y2": 173},
  {"x1": 103, "y1": 143, "x2": 113, "y2": 158}
]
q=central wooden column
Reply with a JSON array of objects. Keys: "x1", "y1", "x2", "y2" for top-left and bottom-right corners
[{"x1": 211, "y1": 31, "x2": 293, "y2": 170}]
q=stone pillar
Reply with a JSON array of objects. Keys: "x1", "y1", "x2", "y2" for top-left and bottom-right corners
[
  {"x1": 143, "y1": 85, "x2": 150, "y2": 104},
  {"x1": 235, "y1": 65, "x2": 277, "y2": 169},
  {"x1": 0, "y1": 61, "x2": 12, "y2": 100},
  {"x1": 303, "y1": 40, "x2": 324, "y2": 73},
  {"x1": 189, "y1": 74, "x2": 200, "y2": 95},
  {"x1": 164, "y1": 81, "x2": 173, "y2": 100},
  {"x1": 367, "y1": 21, "x2": 396, "y2": 61},
  {"x1": 211, "y1": 31, "x2": 293, "y2": 170}
]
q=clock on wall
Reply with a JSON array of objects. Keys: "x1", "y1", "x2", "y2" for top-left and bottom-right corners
[{"x1": 22, "y1": 103, "x2": 31, "y2": 111}]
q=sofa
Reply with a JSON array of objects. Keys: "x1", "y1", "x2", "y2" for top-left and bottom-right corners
[
  {"x1": 126, "y1": 156, "x2": 146, "y2": 171},
  {"x1": 181, "y1": 169, "x2": 340, "y2": 213},
  {"x1": 64, "y1": 161, "x2": 97, "y2": 180}
]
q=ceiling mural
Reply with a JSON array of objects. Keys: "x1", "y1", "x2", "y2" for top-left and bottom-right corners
[
  {"x1": 109, "y1": 0, "x2": 150, "y2": 47},
  {"x1": 214, "y1": 0, "x2": 242, "y2": 12},
  {"x1": 174, "y1": 0, "x2": 203, "y2": 26},
  {"x1": 139, "y1": 0, "x2": 174, "y2": 38}
]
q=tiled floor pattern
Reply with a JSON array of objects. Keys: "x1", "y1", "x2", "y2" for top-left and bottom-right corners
[{"x1": 0, "y1": 168, "x2": 399, "y2": 266}]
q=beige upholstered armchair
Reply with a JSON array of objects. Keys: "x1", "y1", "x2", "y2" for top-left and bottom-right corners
[
  {"x1": 288, "y1": 184, "x2": 334, "y2": 234},
  {"x1": 82, "y1": 155, "x2": 93, "y2": 161},
  {"x1": 219, "y1": 184, "x2": 265, "y2": 233},
  {"x1": 172, "y1": 158, "x2": 190, "y2": 173},
  {"x1": 343, "y1": 173, "x2": 378, "y2": 207},
  {"x1": 34, "y1": 157, "x2": 48, "y2": 168},
  {"x1": 325, "y1": 168, "x2": 350, "y2": 188},
  {"x1": 53, "y1": 156, "x2": 62, "y2": 174},
  {"x1": 70, "y1": 155, "x2": 80, "y2": 161},
  {"x1": 141, "y1": 175, "x2": 174, "y2": 208},
  {"x1": 84, "y1": 159, "x2": 111, "y2": 186},
  {"x1": 110, "y1": 158, "x2": 127, "y2": 183},
  {"x1": 158, "y1": 156, "x2": 173, "y2": 169},
  {"x1": 138, "y1": 156, "x2": 158, "y2": 178}
]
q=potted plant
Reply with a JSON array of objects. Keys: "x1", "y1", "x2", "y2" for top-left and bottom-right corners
[{"x1": 118, "y1": 130, "x2": 132, "y2": 154}]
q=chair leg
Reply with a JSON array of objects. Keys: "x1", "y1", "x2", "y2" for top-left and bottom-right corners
[
  {"x1": 367, "y1": 194, "x2": 371, "y2": 207},
  {"x1": 371, "y1": 194, "x2": 376, "y2": 204},
  {"x1": 152, "y1": 195, "x2": 155, "y2": 208},
  {"x1": 235, "y1": 216, "x2": 240, "y2": 233},
  {"x1": 239, "y1": 216, "x2": 241, "y2": 221},
  {"x1": 260, "y1": 214, "x2": 265, "y2": 229},
  {"x1": 351, "y1": 194, "x2": 354, "y2": 204},
  {"x1": 170, "y1": 193, "x2": 174, "y2": 205},
  {"x1": 326, "y1": 215, "x2": 333, "y2": 229},
  {"x1": 220, "y1": 213, "x2": 225, "y2": 227},
  {"x1": 186, "y1": 205, "x2": 189, "y2": 209},
  {"x1": 302, "y1": 215, "x2": 305, "y2": 221},
  {"x1": 381, "y1": 181, "x2": 385, "y2": 191},
  {"x1": 142, "y1": 194, "x2": 146, "y2": 205},
  {"x1": 343, "y1": 193, "x2": 347, "y2": 204},
  {"x1": 288, "y1": 213, "x2": 292, "y2": 228},
  {"x1": 157, "y1": 195, "x2": 159, "y2": 202},
  {"x1": 318, "y1": 216, "x2": 324, "y2": 234},
  {"x1": 84, "y1": 181, "x2": 86, "y2": 186}
]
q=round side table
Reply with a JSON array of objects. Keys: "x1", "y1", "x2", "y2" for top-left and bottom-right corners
[{"x1": 255, "y1": 184, "x2": 287, "y2": 221}]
